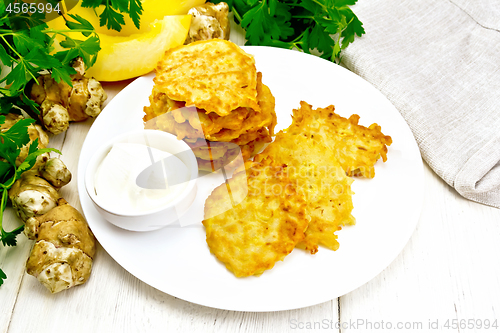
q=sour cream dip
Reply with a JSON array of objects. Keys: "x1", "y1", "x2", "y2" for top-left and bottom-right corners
[{"x1": 94, "y1": 142, "x2": 189, "y2": 214}]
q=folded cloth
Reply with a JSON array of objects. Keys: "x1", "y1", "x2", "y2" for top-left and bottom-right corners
[{"x1": 342, "y1": 0, "x2": 500, "y2": 208}]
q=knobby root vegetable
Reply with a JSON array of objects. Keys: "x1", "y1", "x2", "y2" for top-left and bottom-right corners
[
  {"x1": 8, "y1": 158, "x2": 96, "y2": 293},
  {"x1": 24, "y1": 198, "x2": 96, "y2": 293},
  {"x1": 9, "y1": 157, "x2": 72, "y2": 221},
  {"x1": 39, "y1": 158, "x2": 72, "y2": 189},
  {"x1": 8, "y1": 169, "x2": 60, "y2": 222},
  {"x1": 0, "y1": 113, "x2": 50, "y2": 168},
  {"x1": 185, "y1": 2, "x2": 230, "y2": 44},
  {"x1": 29, "y1": 57, "x2": 107, "y2": 135}
]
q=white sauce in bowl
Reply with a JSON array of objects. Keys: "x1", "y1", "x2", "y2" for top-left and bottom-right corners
[{"x1": 94, "y1": 142, "x2": 189, "y2": 214}]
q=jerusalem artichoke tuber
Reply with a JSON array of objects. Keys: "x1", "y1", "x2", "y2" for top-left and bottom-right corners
[
  {"x1": 8, "y1": 158, "x2": 97, "y2": 293},
  {"x1": 25, "y1": 198, "x2": 96, "y2": 293},
  {"x1": 185, "y1": 2, "x2": 231, "y2": 44},
  {"x1": 8, "y1": 169, "x2": 60, "y2": 222},
  {"x1": 0, "y1": 113, "x2": 50, "y2": 168},
  {"x1": 30, "y1": 57, "x2": 107, "y2": 135},
  {"x1": 39, "y1": 158, "x2": 72, "y2": 189},
  {"x1": 8, "y1": 157, "x2": 73, "y2": 222}
]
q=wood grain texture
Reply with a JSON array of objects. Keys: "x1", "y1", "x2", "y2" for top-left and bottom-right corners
[
  {"x1": 0, "y1": 208, "x2": 31, "y2": 333},
  {"x1": 0, "y1": 80, "x2": 131, "y2": 333},
  {"x1": 1, "y1": 72, "x2": 340, "y2": 333},
  {"x1": 8, "y1": 244, "x2": 339, "y2": 333},
  {"x1": 340, "y1": 163, "x2": 500, "y2": 333},
  {"x1": 2, "y1": 16, "x2": 500, "y2": 333}
]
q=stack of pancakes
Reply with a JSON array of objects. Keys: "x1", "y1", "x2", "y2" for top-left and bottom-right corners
[{"x1": 143, "y1": 39, "x2": 277, "y2": 171}]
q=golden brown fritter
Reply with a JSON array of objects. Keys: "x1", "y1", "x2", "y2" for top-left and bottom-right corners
[
  {"x1": 204, "y1": 73, "x2": 276, "y2": 142},
  {"x1": 154, "y1": 39, "x2": 260, "y2": 116},
  {"x1": 250, "y1": 101, "x2": 391, "y2": 254},
  {"x1": 291, "y1": 101, "x2": 392, "y2": 178},
  {"x1": 144, "y1": 70, "x2": 276, "y2": 172},
  {"x1": 193, "y1": 133, "x2": 271, "y2": 172},
  {"x1": 144, "y1": 72, "x2": 276, "y2": 142},
  {"x1": 203, "y1": 162, "x2": 309, "y2": 277},
  {"x1": 142, "y1": 41, "x2": 277, "y2": 174},
  {"x1": 254, "y1": 124, "x2": 355, "y2": 254}
]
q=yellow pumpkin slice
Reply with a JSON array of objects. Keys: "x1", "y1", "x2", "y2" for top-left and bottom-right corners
[
  {"x1": 49, "y1": 15, "x2": 191, "y2": 81},
  {"x1": 62, "y1": 0, "x2": 205, "y2": 36},
  {"x1": 86, "y1": 15, "x2": 191, "y2": 81}
]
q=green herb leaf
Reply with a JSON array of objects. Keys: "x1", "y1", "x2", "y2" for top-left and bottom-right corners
[
  {"x1": 0, "y1": 115, "x2": 60, "y2": 289},
  {"x1": 81, "y1": 0, "x2": 103, "y2": 7},
  {"x1": 100, "y1": 5, "x2": 125, "y2": 31},
  {"x1": 128, "y1": 0, "x2": 143, "y2": 30},
  {"x1": 3, "y1": 58, "x2": 37, "y2": 93},
  {"x1": 225, "y1": 0, "x2": 364, "y2": 63},
  {"x1": 0, "y1": 268, "x2": 6, "y2": 287},
  {"x1": 0, "y1": 96, "x2": 23, "y2": 115},
  {"x1": 75, "y1": 36, "x2": 101, "y2": 67},
  {"x1": 24, "y1": 47, "x2": 63, "y2": 70},
  {"x1": 11, "y1": 30, "x2": 32, "y2": 56},
  {"x1": 1, "y1": 225, "x2": 24, "y2": 247},
  {"x1": 56, "y1": 35, "x2": 100, "y2": 69},
  {"x1": 0, "y1": 44, "x2": 12, "y2": 66},
  {"x1": 51, "y1": 65, "x2": 76, "y2": 86},
  {"x1": 81, "y1": 0, "x2": 143, "y2": 32},
  {"x1": 241, "y1": 1, "x2": 293, "y2": 45},
  {"x1": 0, "y1": 160, "x2": 11, "y2": 184},
  {"x1": 0, "y1": 1, "x2": 101, "y2": 114},
  {"x1": 340, "y1": 12, "x2": 365, "y2": 50},
  {"x1": 335, "y1": 0, "x2": 358, "y2": 7},
  {"x1": 16, "y1": 146, "x2": 60, "y2": 177},
  {"x1": 0, "y1": 117, "x2": 34, "y2": 154},
  {"x1": 66, "y1": 14, "x2": 95, "y2": 37},
  {"x1": 0, "y1": 3, "x2": 83, "y2": 282}
]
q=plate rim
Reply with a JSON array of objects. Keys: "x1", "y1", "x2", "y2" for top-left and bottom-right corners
[{"x1": 77, "y1": 46, "x2": 425, "y2": 312}]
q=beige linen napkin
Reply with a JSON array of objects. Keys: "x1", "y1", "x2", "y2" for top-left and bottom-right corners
[{"x1": 342, "y1": 0, "x2": 500, "y2": 208}]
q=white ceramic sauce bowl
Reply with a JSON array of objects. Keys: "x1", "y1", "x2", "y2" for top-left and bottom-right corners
[{"x1": 84, "y1": 129, "x2": 198, "y2": 232}]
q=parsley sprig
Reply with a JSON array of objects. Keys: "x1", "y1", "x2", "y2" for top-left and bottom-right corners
[
  {"x1": 219, "y1": 0, "x2": 365, "y2": 63},
  {"x1": 80, "y1": 0, "x2": 143, "y2": 32},
  {"x1": 0, "y1": 2, "x2": 100, "y2": 113},
  {"x1": 0, "y1": 1, "x2": 96, "y2": 286},
  {"x1": 0, "y1": 115, "x2": 60, "y2": 287}
]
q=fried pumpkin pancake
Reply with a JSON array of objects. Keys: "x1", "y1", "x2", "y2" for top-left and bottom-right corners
[
  {"x1": 154, "y1": 39, "x2": 260, "y2": 116},
  {"x1": 145, "y1": 73, "x2": 276, "y2": 142},
  {"x1": 149, "y1": 97, "x2": 251, "y2": 136},
  {"x1": 204, "y1": 73, "x2": 277, "y2": 141},
  {"x1": 292, "y1": 102, "x2": 392, "y2": 178},
  {"x1": 173, "y1": 105, "x2": 251, "y2": 134},
  {"x1": 143, "y1": 86, "x2": 165, "y2": 123},
  {"x1": 191, "y1": 143, "x2": 230, "y2": 161},
  {"x1": 144, "y1": 73, "x2": 276, "y2": 142},
  {"x1": 187, "y1": 127, "x2": 271, "y2": 158},
  {"x1": 145, "y1": 97, "x2": 251, "y2": 140},
  {"x1": 194, "y1": 134, "x2": 271, "y2": 172},
  {"x1": 254, "y1": 126, "x2": 355, "y2": 254},
  {"x1": 203, "y1": 162, "x2": 309, "y2": 277}
]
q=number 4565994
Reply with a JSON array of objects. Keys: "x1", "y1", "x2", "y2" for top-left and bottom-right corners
[
  {"x1": 5, "y1": 2, "x2": 61, "y2": 14},
  {"x1": 444, "y1": 319, "x2": 498, "y2": 330}
]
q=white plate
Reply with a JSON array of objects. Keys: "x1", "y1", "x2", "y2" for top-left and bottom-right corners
[{"x1": 77, "y1": 46, "x2": 424, "y2": 312}]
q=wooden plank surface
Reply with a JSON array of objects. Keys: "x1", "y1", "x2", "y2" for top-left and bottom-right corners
[
  {"x1": 2, "y1": 19, "x2": 500, "y2": 333},
  {"x1": 340, "y1": 163, "x2": 500, "y2": 333},
  {"x1": 5, "y1": 161, "x2": 499, "y2": 333}
]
